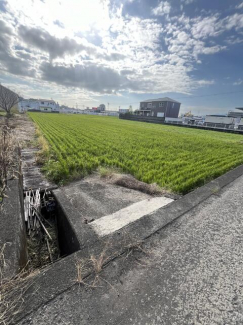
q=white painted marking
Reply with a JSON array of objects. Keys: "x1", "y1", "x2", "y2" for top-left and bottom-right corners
[{"x1": 91, "y1": 197, "x2": 173, "y2": 237}]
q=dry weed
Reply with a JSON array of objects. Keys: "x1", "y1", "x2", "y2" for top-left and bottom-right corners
[
  {"x1": 97, "y1": 166, "x2": 117, "y2": 178},
  {"x1": 0, "y1": 124, "x2": 18, "y2": 202},
  {"x1": 76, "y1": 259, "x2": 88, "y2": 286},
  {"x1": 0, "y1": 245, "x2": 38, "y2": 325},
  {"x1": 75, "y1": 237, "x2": 149, "y2": 292},
  {"x1": 76, "y1": 244, "x2": 112, "y2": 288}
]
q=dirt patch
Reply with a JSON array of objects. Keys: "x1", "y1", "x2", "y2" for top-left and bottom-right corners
[{"x1": 7, "y1": 114, "x2": 36, "y2": 147}]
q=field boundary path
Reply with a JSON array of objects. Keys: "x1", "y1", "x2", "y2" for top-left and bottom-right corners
[
  {"x1": 21, "y1": 147, "x2": 56, "y2": 191},
  {"x1": 16, "y1": 164, "x2": 243, "y2": 324},
  {"x1": 13, "y1": 114, "x2": 56, "y2": 191}
]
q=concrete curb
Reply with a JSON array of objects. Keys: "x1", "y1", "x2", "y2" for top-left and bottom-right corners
[
  {"x1": 15, "y1": 164, "x2": 243, "y2": 323},
  {"x1": 0, "y1": 177, "x2": 28, "y2": 279}
]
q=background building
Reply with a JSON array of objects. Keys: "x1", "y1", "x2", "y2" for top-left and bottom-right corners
[
  {"x1": 99, "y1": 104, "x2": 106, "y2": 112},
  {"x1": 139, "y1": 97, "x2": 181, "y2": 118},
  {"x1": 18, "y1": 99, "x2": 59, "y2": 113},
  {"x1": 91, "y1": 104, "x2": 106, "y2": 113}
]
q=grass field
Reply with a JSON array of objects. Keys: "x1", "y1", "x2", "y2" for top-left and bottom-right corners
[{"x1": 29, "y1": 113, "x2": 243, "y2": 194}]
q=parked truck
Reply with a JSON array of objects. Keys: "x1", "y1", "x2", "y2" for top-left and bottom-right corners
[
  {"x1": 205, "y1": 116, "x2": 235, "y2": 125},
  {"x1": 204, "y1": 116, "x2": 235, "y2": 129}
]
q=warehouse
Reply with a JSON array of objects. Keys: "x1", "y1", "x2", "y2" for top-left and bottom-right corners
[{"x1": 139, "y1": 97, "x2": 181, "y2": 118}]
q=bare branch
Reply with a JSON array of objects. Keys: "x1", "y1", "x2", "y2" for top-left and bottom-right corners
[{"x1": 0, "y1": 84, "x2": 20, "y2": 115}]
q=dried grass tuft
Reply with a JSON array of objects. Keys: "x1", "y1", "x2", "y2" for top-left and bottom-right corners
[
  {"x1": 90, "y1": 249, "x2": 108, "y2": 275},
  {"x1": 76, "y1": 244, "x2": 111, "y2": 288},
  {"x1": 35, "y1": 126, "x2": 50, "y2": 164}
]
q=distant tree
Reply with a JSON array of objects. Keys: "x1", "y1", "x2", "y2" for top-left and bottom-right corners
[{"x1": 0, "y1": 84, "x2": 19, "y2": 117}]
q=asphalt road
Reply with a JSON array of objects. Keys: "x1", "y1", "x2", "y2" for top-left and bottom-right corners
[{"x1": 20, "y1": 174, "x2": 243, "y2": 325}]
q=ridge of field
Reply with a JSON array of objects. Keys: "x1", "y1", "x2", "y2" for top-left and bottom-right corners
[{"x1": 29, "y1": 113, "x2": 243, "y2": 194}]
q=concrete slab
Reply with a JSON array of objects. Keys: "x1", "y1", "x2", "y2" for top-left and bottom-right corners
[
  {"x1": 53, "y1": 175, "x2": 172, "y2": 252},
  {"x1": 55, "y1": 175, "x2": 153, "y2": 221}
]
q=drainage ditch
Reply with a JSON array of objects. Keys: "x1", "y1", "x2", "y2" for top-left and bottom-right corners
[{"x1": 24, "y1": 189, "x2": 60, "y2": 269}]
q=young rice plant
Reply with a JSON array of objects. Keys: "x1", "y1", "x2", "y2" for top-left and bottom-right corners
[{"x1": 29, "y1": 113, "x2": 243, "y2": 194}]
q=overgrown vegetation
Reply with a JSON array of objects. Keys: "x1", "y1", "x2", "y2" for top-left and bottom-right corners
[
  {"x1": 29, "y1": 113, "x2": 243, "y2": 194},
  {"x1": 0, "y1": 244, "x2": 37, "y2": 325},
  {"x1": 0, "y1": 125, "x2": 17, "y2": 203}
]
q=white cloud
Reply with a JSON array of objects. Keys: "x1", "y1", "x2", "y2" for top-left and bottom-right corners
[
  {"x1": 190, "y1": 13, "x2": 243, "y2": 40},
  {"x1": 236, "y1": 2, "x2": 243, "y2": 9},
  {"x1": 152, "y1": 1, "x2": 171, "y2": 16},
  {"x1": 191, "y1": 16, "x2": 220, "y2": 39},
  {"x1": 223, "y1": 13, "x2": 243, "y2": 31},
  {"x1": 197, "y1": 80, "x2": 215, "y2": 86},
  {"x1": 0, "y1": 0, "x2": 242, "y2": 106},
  {"x1": 225, "y1": 36, "x2": 243, "y2": 45},
  {"x1": 181, "y1": 0, "x2": 195, "y2": 4},
  {"x1": 198, "y1": 45, "x2": 226, "y2": 55},
  {"x1": 233, "y1": 79, "x2": 243, "y2": 86}
]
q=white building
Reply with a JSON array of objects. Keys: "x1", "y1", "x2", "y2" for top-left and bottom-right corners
[
  {"x1": 18, "y1": 99, "x2": 39, "y2": 112},
  {"x1": 39, "y1": 99, "x2": 59, "y2": 112},
  {"x1": 18, "y1": 99, "x2": 59, "y2": 113}
]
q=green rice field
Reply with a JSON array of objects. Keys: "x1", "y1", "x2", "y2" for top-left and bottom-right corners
[{"x1": 29, "y1": 113, "x2": 243, "y2": 194}]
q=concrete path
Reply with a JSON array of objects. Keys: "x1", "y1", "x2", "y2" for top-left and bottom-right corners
[{"x1": 19, "y1": 173, "x2": 243, "y2": 325}]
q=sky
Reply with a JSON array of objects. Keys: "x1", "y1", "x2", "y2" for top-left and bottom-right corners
[{"x1": 0, "y1": 0, "x2": 243, "y2": 115}]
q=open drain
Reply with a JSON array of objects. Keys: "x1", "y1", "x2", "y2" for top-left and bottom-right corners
[{"x1": 24, "y1": 189, "x2": 60, "y2": 269}]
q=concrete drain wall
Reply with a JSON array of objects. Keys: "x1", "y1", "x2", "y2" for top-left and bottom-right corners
[
  {"x1": 0, "y1": 165, "x2": 28, "y2": 279},
  {"x1": 53, "y1": 195, "x2": 80, "y2": 256}
]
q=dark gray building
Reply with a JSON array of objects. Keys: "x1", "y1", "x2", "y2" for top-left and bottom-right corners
[{"x1": 139, "y1": 97, "x2": 181, "y2": 118}]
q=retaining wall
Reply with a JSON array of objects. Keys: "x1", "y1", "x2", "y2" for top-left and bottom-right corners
[{"x1": 0, "y1": 150, "x2": 28, "y2": 279}]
